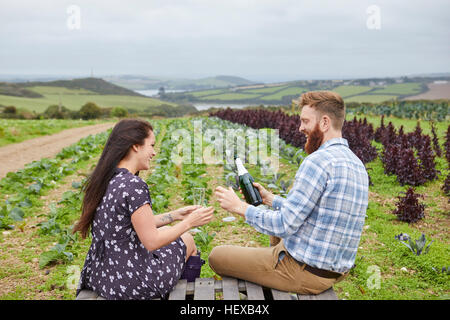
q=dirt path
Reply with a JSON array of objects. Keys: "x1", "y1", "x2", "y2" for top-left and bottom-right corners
[{"x1": 0, "y1": 122, "x2": 115, "y2": 179}]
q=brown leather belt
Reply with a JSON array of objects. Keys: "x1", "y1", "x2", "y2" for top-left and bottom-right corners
[{"x1": 298, "y1": 262, "x2": 344, "y2": 279}]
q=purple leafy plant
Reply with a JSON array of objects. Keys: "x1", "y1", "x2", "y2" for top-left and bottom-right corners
[{"x1": 393, "y1": 187, "x2": 425, "y2": 223}]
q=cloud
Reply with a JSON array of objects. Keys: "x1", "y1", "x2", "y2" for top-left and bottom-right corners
[{"x1": 0, "y1": 0, "x2": 449, "y2": 80}]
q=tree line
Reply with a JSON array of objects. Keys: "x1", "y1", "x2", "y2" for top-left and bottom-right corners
[{"x1": 0, "y1": 102, "x2": 198, "y2": 120}]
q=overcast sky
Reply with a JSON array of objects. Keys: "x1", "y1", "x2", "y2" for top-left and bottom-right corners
[{"x1": 1, "y1": 0, "x2": 449, "y2": 82}]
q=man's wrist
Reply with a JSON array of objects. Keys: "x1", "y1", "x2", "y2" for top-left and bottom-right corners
[
  {"x1": 265, "y1": 194, "x2": 275, "y2": 207},
  {"x1": 236, "y1": 201, "x2": 250, "y2": 217}
]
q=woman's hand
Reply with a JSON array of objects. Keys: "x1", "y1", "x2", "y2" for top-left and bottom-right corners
[
  {"x1": 184, "y1": 206, "x2": 215, "y2": 228},
  {"x1": 249, "y1": 182, "x2": 275, "y2": 207},
  {"x1": 215, "y1": 186, "x2": 249, "y2": 217},
  {"x1": 171, "y1": 205, "x2": 202, "y2": 221}
]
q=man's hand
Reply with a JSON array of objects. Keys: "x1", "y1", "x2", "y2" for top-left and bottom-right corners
[
  {"x1": 239, "y1": 182, "x2": 275, "y2": 207},
  {"x1": 215, "y1": 186, "x2": 249, "y2": 217}
]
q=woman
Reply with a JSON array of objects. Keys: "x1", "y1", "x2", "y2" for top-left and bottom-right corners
[{"x1": 73, "y1": 119, "x2": 214, "y2": 300}]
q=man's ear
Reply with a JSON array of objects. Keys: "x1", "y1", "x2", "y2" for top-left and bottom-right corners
[{"x1": 320, "y1": 115, "x2": 331, "y2": 132}]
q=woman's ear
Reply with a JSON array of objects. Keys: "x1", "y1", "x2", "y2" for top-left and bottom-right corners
[{"x1": 131, "y1": 144, "x2": 139, "y2": 153}]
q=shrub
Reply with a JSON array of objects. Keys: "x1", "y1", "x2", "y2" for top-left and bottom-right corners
[
  {"x1": 417, "y1": 135, "x2": 439, "y2": 181},
  {"x1": 445, "y1": 125, "x2": 450, "y2": 164},
  {"x1": 442, "y1": 174, "x2": 450, "y2": 197},
  {"x1": 3, "y1": 106, "x2": 17, "y2": 114},
  {"x1": 393, "y1": 187, "x2": 425, "y2": 223},
  {"x1": 342, "y1": 117, "x2": 377, "y2": 164},
  {"x1": 42, "y1": 105, "x2": 71, "y2": 119},
  {"x1": 430, "y1": 121, "x2": 442, "y2": 157},
  {"x1": 395, "y1": 148, "x2": 426, "y2": 186},
  {"x1": 79, "y1": 102, "x2": 101, "y2": 120},
  {"x1": 111, "y1": 106, "x2": 128, "y2": 118}
]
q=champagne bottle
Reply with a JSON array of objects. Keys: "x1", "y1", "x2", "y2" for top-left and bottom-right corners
[{"x1": 235, "y1": 157, "x2": 262, "y2": 206}]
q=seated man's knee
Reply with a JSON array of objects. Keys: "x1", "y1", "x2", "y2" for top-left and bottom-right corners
[{"x1": 208, "y1": 246, "x2": 230, "y2": 274}]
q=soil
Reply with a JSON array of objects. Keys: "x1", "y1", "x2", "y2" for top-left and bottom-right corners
[
  {"x1": 404, "y1": 82, "x2": 450, "y2": 100},
  {"x1": 0, "y1": 122, "x2": 115, "y2": 179}
]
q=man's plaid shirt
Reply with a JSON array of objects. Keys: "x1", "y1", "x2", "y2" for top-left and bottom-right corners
[{"x1": 245, "y1": 138, "x2": 369, "y2": 273}]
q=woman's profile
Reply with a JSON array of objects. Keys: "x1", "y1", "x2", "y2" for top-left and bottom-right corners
[{"x1": 73, "y1": 119, "x2": 214, "y2": 299}]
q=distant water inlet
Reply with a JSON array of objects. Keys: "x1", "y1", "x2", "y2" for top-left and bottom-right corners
[{"x1": 135, "y1": 89, "x2": 250, "y2": 111}]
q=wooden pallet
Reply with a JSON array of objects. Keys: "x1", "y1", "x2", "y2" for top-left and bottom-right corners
[
  {"x1": 76, "y1": 277, "x2": 338, "y2": 300},
  {"x1": 168, "y1": 277, "x2": 338, "y2": 300}
]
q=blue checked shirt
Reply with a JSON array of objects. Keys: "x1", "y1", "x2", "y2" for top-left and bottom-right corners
[{"x1": 245, "y1": 138, "x2": 369, "y2": 273}]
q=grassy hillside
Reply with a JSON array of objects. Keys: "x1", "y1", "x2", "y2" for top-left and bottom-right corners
[
  {"x1": 106, "y1": 75, "x2": 257, "y2": 91},
  {"x1": 0, "y1": 78, "x2": 178, "y2": 113},
  {"x1": 0, "y1": 82, "x2": 43, "y2": 98},
  {"x1": 21, "y1": 78, "x2": 144, "y2": 97}
]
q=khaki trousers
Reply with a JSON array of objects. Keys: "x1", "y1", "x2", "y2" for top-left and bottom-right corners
[{"x1": 208, "y1": 240, "x2": 348, "y2": 295}]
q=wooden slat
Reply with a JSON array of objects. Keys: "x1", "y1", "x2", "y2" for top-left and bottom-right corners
[
  {"x1": 222, "y1": 277, "x2": 240, "y2": 300},
  {"x1": 319, "y1": 287, "x2": 338, "y2": 300},
  {"x1": 168, "y1": 279, "x2": 187, "y2": 300},
  {"x1": 237, "y1": 280, "x2": 247, "y2": 292},
  {"x1": 271, "y1": 288, "x2": 297, "y2": 300},
  {"x1": 194, "y1": 278, "x2": 215, "y2": 300},
  {"x1": 76, "y1": 290, "x2": 100, "y2": 300},
  {"x1": 245, "y1": 281, "x2": 265, "y2": 300},
  {"x1": 186, "y1": 281, "x2": 195, "y2": 295},
  {"x1": 297, "y1": 287, "x2": 338, "y2": 300},
  {"x1": 297, "y1": 294, "x2": 315, "y2": 300}
]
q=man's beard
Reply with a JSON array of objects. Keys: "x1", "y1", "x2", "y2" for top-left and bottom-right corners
[{"x1": 304, "y1": 123, "x2": 324, "y2": 155}]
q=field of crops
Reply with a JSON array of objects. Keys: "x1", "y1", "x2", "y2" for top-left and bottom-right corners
[
  {"x1": 0, "y1": 109, "x2": 449, "y2": 300},
  {"x1": 174, "y1": 82, "x2": 428, "y2": 104}
]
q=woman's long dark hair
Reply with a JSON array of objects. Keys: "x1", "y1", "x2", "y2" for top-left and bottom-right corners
[{"x1": 73, "y1": 119, "x2": 153, "y2": 239}]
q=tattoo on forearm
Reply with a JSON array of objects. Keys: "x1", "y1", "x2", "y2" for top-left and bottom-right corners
[{"x1": 160, "y1": 213, "x2": 173, "y2": 223}]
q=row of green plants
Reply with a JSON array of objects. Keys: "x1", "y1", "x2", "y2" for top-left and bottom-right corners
[
  {"x1": 347, "y1": 100, "x2": 449, "y2": 121},
  {"x1": 182, "y1": 119, "x2": 214, "y2": 253},
  {"x1": 0, "y1": 130, "x2": 109, "y2": 269},
  {"x1": 145, "y1": 120, "x2": 181, "y2": 213},
  {"x1": 203, "y1": 117, "x2": 296, "y2": 197},
  {"x1": 0, "y1": 130, "x2": 110, "y2": 231},
  {"x1": 34, "y1": 130, "x2": 112, "y2": 267}
]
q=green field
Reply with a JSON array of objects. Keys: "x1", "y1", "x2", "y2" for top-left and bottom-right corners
[
  {"x1": 174, "y1": 81, "x2": 432, "y2": 105},
  {"x1": 345, "y1": 94, "x2": 398, "y2": 103},
  {"x1": 260, "y1": 87, "x2": 308, "y2": 100},
  {"x1": 201, "y1": 92, "x2": 260, "y2": 101},
  {"x1": 190, "y1": 89, "x2": 227, "y2": 97},
  {"x1": 333, "y1": 85, "x2": 373, "y2": 97},
  {"x1": 0, "y1": 86, "x2": 176, "y2": 113},
  {"x1": 371, "y1": 83, "x2": 424, "y2": 95},
  {"x1": 242, "y1": 85, "x2": 289, "y2": 94}
]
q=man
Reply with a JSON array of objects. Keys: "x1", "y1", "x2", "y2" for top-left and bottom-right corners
[{"x1": 212, "y1": 91, "x2": 369, "y2": 295}]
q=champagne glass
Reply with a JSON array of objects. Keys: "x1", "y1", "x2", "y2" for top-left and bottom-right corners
[
  {"x1": 193, "y1": 187, "x2": 206, "y2": 206},
  {"x1": 190, "y1": 187, "x2": 206, "y2": 234}
]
